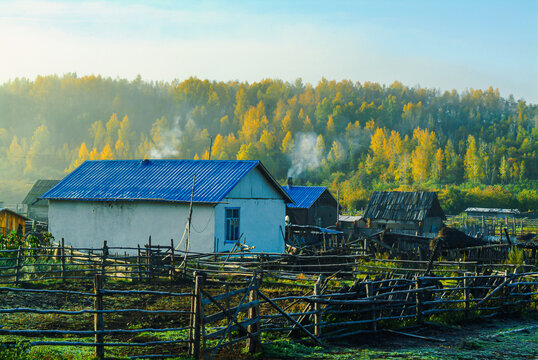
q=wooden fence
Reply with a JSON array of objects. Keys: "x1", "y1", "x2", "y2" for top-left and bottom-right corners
[
  {"x1": 1, "y1": 267, "x2": 537, "y2": 359},
  {"x1": 190, "y1": 269, "x2": 538, "y2": 359},
  {"x1": 446, "y1": 215, "x2": 538, "y2": 238},
  {"x1": 1, "y1": 239, "x2": 536, "y2": 285},
  {"x1": 0, "y1": 275, "x2": 193, "y2": 359}
]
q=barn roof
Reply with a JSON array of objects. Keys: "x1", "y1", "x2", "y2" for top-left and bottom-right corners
[
  {"x1": 22, "y1": 179, "x2": 60, "y2": 205},
  {"x1": 281, "y1": 186, "x2": 337, "y2": 209},
  {"x1": 364, "y1": 191, "x2": 446, "y2": 222},
  {"x1": 41, "y1": 160, "x2": 293, "y2": 204}
]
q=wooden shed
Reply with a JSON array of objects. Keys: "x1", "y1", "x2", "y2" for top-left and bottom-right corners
[
  {"x1": 22, "y1": 179, "x2": 59, "y2": 222},
  {"x1": 363, "y1": 191, "x2": 445, "y2": 236},
  {"x1": 0, "y1": 208, "x2": 29, "y2": 237},
  {"x1": 282, "y1": 185, "x2": 339, "y2": 228}
]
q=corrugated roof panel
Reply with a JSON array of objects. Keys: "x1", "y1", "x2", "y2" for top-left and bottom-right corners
[
  {"x1": 41, "y1": 160, "x2": 262, "y2": 203},
  {"x1": 282, "y1": 186, "x2": 327, "y2": 209}
]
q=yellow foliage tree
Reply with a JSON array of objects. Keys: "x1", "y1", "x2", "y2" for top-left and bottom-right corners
[
  {"x1": 66, "y1": 142, "x2": 90, "y2": 171},
  {"x1": 281, "y1": 131, "x2": 294, "y2": 153},
  {"x1": 410, "y1": 127, "x2": 436, "y2": 183},
  {"x1": 78, "y1": 142, "x2": 90, "y2": 160},
  {"x1": 326, "y1": 115, "x2": 335, "y2": 136},
  {"x1": 115, "y1": 139, "x2": 127, "y2": 159},
  {"x1": 89, "y1": 147, "x2": 99, "y2": 160},
  {"x1": 370, "y1": 128, "x2": 386, "y2": 160},
  {"x1": 211, "y1": 134, "x2": 226, "y2": 160},
  {"x1": 302, "y1": 115, "x2": 314, "y2": 132},
  {"x1": 432, "y1": 148, "x2": 445, "y2": 181},
  {"x1": 239, "y1": 102, "x2": 268, "y2": 142},
  {"x1": 100, "y1": 144, "x2": 114, "y2": 160},
  {"x1": 105, "y1": 113, "x2": 120, "y2": 147},
  {"x1": 464, "y1": 135, "x2": 483, "y2": 183},
  {"x1": 236, "y1": 143, "x2": 256, "y2": 160},
  {"x1": 260, "y1": 129, "x2": 276, "y2": 150}
]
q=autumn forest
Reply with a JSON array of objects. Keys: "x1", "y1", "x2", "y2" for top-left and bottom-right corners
[{"x1": 1, "y1": 75, "x2": 536, "y2": 213}]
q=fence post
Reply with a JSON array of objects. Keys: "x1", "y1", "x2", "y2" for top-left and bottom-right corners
[
  {"x1": 147, "y1": 236, "x2": 152, "y2": 281},
  {"x1": 247, "y1": 271, "x2": 261, "y2": 353},
  {"x1": 225, "y1": 283, "x2": 232, "y2": 348},
  {"x1": 60, "y1": 238, "x2": 66, "y2": 282},
  {"x1": 101, "y1": 241, "x2": 108, "y2": 281},
  {"x1": 416, "y1": 277, "x2": 423, "y2": 325},
  {"x1": 365, "y1": 280, "x2": 377, "y2": 331},
  {"x1": 502, "y1": 270, "x2": 510, "y2": 314},
  {"x1": 137, "y1": 244, "x2": 142, "y2": 282},
  {"x1": 463, "y1": 272, "x2": 464, "y2": 322},
  {"x1": 189, "y1": 271, "x2": 205, "y2": 359},
  {"x1": 314, "y1": 275, "x2": 323, "y2": 337},
  {"x1": 170, "y1": 239, "x2": 175, "y2": 282},
  {"x1": 94, "y1": 274, "x2": 104, "y2": 360},
  {"x1": 15, "y1": 246, "x2": 23, "y2": 284}
]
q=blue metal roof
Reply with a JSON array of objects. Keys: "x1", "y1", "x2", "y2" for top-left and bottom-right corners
[
  {"x1": 41, "y1": 160, "x2": 290, "y2": 204},
  {"x1": 282, "y1": 186, "x2": 328, "y2": 209}
]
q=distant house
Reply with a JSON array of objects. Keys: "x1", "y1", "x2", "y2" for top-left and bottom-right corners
[
  {"x1": 0, "y1": 208, "x2": 29, "y2": 237},
  {"x1": 41, "y1": 160, "x2": 293, "y2": 253},
  {"x1": 363, "y1": 191, "x2": 445, "y2": 235},
  {"x1": 22, "y1": 179, "x2": 59, "y2": 222},
  {"x1": 464, "y1": 207, "x2": 520, "y2": 219},
  {"x1": 281, "y1": 185, "x2": 338, "y2": 228}
]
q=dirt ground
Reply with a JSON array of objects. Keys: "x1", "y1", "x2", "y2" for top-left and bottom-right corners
[{"x1": 262, "y1": 314, "x2": 538, "y2": 360}]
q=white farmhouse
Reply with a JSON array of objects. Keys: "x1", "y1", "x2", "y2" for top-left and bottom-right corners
[{"x1": 41, "y1": 160, "x2": 292, "y2": 254}]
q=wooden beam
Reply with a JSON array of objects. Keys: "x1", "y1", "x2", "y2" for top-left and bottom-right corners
[{"x1": 258, "y1": 290, "x2": 323, "y2": 346}]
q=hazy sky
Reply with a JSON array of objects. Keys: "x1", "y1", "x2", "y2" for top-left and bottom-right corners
[{"x1": 1, "y1": 0, "x2": 537, "y2": 102}]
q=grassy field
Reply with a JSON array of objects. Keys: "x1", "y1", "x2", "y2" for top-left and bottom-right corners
[{"x1": 3, "y1": 314, "x2": 534, "y2": 359}]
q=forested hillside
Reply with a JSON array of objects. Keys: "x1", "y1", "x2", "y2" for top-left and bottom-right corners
[{"x1": 1, "y1": 74, "x2": 536, "y2": 213}]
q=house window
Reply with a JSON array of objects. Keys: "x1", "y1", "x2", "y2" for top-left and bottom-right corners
[{"x1": 225, "y1": 208, "x2": 240, "y2": 242}]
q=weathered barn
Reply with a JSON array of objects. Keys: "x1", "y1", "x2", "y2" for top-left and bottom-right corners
[
  {"x1": 281, "y1": 185, "x2": 338, "y2": 228},
  {"x1": 0, "y1": 208, "x2": 29, "y2": 237},
  {"x1": 22, "y1": 179, "x2": 59, "y2": 222},
  {"x1": 363, "y1": 191, "x2": 445, "y2": 236},
  {"x1": 465, "y1": 207, "x2": 520, "y2": 219},
  {"x1": 42, "y1": 160, "x2": 293, "y2": 253}
]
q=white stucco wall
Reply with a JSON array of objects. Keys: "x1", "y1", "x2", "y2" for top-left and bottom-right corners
[
  {"x1": 48, "y1": 200, "x2": 215, "y2": 253},
  {"x1": 214, "y1": 168, "x2": 286, "y2": 253},
  {"x1": 48, "y1": 165, "x2": 287, "y2": 254}
]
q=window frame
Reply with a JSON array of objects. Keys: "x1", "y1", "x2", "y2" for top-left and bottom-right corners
[{"x1": 224, "y1": 207, "x2": 241, "y2": 244}]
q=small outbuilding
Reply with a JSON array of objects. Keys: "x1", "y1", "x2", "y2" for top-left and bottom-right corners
[
  {"x1": 22, "y1": 179, "x2": 59, "y2": 222},
  {"x1": 363, "y1": 191, "x2": 445, "y2": 236},
  {"x1": 281, "y1": 185, "x2": 338, "y2": 228},
  {"x1": 0, "y1": 208, "x2": 29, "y2": 237},
  {"x1": 338, "y1": 215, "x2": 366, "y2": 238},
  {"x1": 464, "y1": 207, "x2": 520, "y2": 219},
  {"x1": 42, "y1": 160, "x2": 293, "y2": 254}
]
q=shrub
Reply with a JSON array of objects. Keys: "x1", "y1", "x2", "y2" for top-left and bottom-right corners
[{"x1": 506, "y1": 247, "x2": 524, "y2": 265}]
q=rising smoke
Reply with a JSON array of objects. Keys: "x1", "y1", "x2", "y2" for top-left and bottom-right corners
[
  {"x1": 287, "y1": 132, "x2": 324, "y2": 178},
  {"x1": 148, "y1": 117, "x2": 183, "y2": 159}
]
